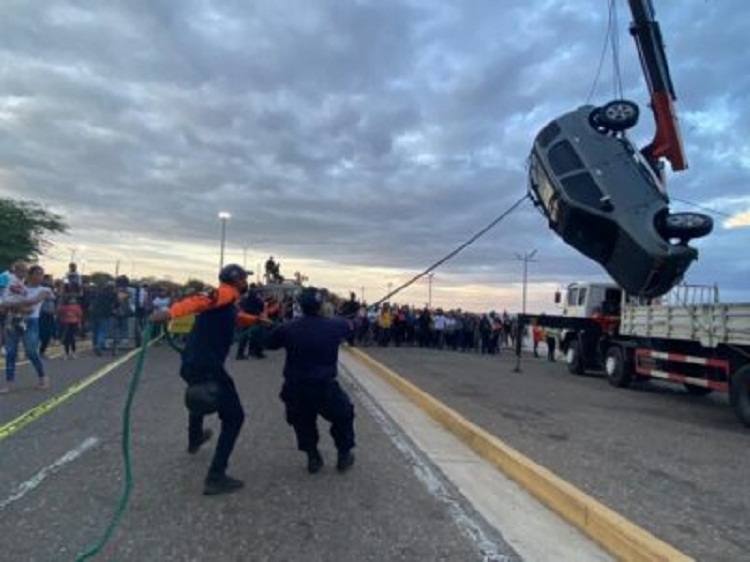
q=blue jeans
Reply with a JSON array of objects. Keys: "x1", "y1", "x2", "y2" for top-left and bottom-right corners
[
  {"x1": 5, "y1": 318, "x2": 45, "y2": 382},
  {"x1": 92, "y1": 317, "x2": 113, "y2": 351}
]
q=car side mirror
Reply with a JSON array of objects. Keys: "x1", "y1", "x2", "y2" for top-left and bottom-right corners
[{"x1": 600, "y1": 196, "x2": 614, "y2": 212}]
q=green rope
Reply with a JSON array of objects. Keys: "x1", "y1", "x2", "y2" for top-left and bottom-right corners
[{"x1": 75, "y1": 322, "x2": 154, "y2": 561}]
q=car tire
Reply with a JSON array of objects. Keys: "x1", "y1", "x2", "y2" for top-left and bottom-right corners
[
  {"x1": 605, "y1": 345, "x2": 632, "y2": 387},
  {"x1": 729, "y1": 365, "x2": 750, "y2": 427},
  {"x1": 566, "y1": 340, "x2": 586, "y2": 375},
  {"x1": 659, "y1": 212, "x2": 714, "y2": 241},
  {"x1": 593, "y1": 100, "x2": 640, "y2": 132}
]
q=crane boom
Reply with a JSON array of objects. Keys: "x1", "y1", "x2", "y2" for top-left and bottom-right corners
[{"x1": 628, "y1": 0, "x2": 687, "y2": 172}]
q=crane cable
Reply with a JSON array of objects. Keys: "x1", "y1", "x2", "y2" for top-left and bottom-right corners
[{"x1": 586, "y1": 0, "x2": 622, "y2": 105}]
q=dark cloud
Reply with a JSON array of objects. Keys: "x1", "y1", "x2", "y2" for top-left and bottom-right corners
[{"x1": 1, "y1": 0, "x2": 748, "y2": 307}]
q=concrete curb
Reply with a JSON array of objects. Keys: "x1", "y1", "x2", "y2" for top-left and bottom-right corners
[{"x1": 347, "y1": 347, "x2": 694, "y2": 562}]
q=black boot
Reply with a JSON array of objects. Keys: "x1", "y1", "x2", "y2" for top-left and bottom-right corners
[
  {"x1": 306, "y1": 449, "x2": 324, "y2": 474},
  {"x1": 336, "y1": 450, "x2": 355, "y2": 473},
  {"x1": 203, "y1": 473, "x2": 244, "y2": 496}
]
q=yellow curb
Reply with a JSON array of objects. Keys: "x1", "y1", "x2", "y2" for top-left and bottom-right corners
[{"x1": 347, "y1": 347, "x2": 693, "y2": 562}]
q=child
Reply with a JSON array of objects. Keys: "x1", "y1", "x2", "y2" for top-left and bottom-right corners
[
  {"x1": 57, "y1": 295, "x2": 83, "y2": 359},
  {"x1": 0, "y1": 262, "x2": 35, "y2": 333}
]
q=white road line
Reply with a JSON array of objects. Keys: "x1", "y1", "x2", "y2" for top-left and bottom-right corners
[
  {"x1": 339, "y1": 366, "x2": 515, "y2": 562},
  {"x1": 0, "y1": 437, "x2": 100, "y2": 511}
]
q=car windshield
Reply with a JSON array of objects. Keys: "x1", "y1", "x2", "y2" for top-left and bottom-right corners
[{"x1": 530, "y1": 153, "x2": 560, "y2": 222}]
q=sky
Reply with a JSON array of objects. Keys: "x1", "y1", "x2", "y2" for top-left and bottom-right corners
[{"x1": 1, "y1": 0, "x2": 748, "y2": 313}]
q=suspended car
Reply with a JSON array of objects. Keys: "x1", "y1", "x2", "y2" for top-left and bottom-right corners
[{"x1": 528, "y1": 100, "x2": 713, "y2": 298}]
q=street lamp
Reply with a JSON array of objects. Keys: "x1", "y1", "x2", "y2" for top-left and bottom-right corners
[
  {"x1": 218, "y1": 211, "x2": 232, "y2": 269},
  {"x1": 514, "y1": 249, "x2": 538, "y2": 314}
]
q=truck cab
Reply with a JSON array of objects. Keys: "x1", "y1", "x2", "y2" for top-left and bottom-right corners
[{"x1": 557, "y1": 282, "x2": 623, "y2": 318}]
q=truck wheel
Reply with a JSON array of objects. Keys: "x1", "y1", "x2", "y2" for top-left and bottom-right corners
[
  {"x1": 605, "y1": 346, "x2": 632, "y2": 388},
  {"x1": 684, "y1": 383, "x2": 713, "y2": 396},
  {"x1": 566, "y1": 340, "x2": 585, "y2": 375},
  {"x1": 729, "y1": 365, "x2": 750, "y2": 427}
]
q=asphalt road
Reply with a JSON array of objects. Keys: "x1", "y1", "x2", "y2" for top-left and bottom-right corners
[
  {"x1": 361, "y1": 345, "x2": 750, "y2": 561},
  {"x1": 0, "y1": 344, "x2": 512, "y2": 562}
]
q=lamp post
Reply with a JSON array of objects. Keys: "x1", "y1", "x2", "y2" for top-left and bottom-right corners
[
  {"x1": 218, "y1": 211, "x2": 231, "y2": 269},
  {"x1": 514, "y1": 249, "x2": 538, "y2": 315},
  {"x1": 427, "y1": 273, "x2": 435, "y2": 309}
]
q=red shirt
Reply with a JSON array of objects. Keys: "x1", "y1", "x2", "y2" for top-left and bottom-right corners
[{"x1": 58, "y1": 303, "x2": 83, "y2": 325}]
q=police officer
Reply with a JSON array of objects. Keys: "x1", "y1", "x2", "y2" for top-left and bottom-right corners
[
  {"x1": 265, "y1": 287, "x2": 356, "y2": 474},
  {"x1": 151, "y1": 264, "x2": 263, "y2": 496}
]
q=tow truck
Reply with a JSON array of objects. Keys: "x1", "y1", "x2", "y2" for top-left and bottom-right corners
[
  {"x1": 517, "y1": 282, "x2": 750, "y2": 426},
  {"x1": 520, "y1": 2, "x2": 750, "y2": 426},
  {"x1": 527, "y1": 0, "x2": 713, "y2": 298}
]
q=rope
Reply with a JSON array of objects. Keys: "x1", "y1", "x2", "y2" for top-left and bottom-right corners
[
  {"x1": 75, "y1": 323, "x2": 154, "y2": 561},
  {"x1": 370, "y1": 193, "x2": 530, "y2": 309},
  {"x1": 671, "y1": 197, "x2": 732, "y2": 218}
]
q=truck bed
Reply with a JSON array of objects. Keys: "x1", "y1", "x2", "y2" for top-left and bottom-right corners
[{"x1": 620, "y1": 302, "x2": 750, "y2": 347}]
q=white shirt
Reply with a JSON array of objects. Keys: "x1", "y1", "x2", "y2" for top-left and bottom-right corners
[
  {"x1": 433, "y1": 314, "x2": 447, "y2": 330},
  {"x1": 0, "y1": 273, "x2": 25, "y2": 304},
  {"x1": 23, "y1": 286, "x2": 54, "y2": 319},
  {"x1": 152, "y1": 296, "x2": 171, "y2": 311}
]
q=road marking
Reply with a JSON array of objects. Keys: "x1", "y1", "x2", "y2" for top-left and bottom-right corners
[
  {"x1": 0, "y1": 347, "x2": 141, "y2": 442},
  {"x1": 0, "y1": 437, "x2": 99, "y2": 510},
  {"x1": 339, "y1": 365, "x2": 514, "y2": 562}
]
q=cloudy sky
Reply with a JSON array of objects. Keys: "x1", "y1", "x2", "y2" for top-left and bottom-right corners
[{"x1": 1, "y1": 0, "x2": 748, "y2": 311}]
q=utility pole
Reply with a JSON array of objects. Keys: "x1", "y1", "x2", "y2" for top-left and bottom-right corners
[
  {"x1": 218, "y1": 211, "x2": 231, "y2": 269},
  {"x1": 514, "y1": 250, "x2": 538, "y2": 314}
]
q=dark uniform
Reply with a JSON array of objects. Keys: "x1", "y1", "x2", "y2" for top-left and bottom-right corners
[
  {"x1": 167, "y1": 264, "x2": 261, "y2": 495},
  {"x1": 265, "y1": 288, "x2": 356, "y2": 473}
]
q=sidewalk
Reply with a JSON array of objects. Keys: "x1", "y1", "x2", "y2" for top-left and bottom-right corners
[{"x1": 340, "y1": 350, "x2": 612, "y2": 561}]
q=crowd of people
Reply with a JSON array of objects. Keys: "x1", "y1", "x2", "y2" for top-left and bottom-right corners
[
  {"x1": 0, "y1": 261, "x2": 185, "y2": 392},
  {"x1": 0, "y1": 259, "x2": 550, "y2": 395},
  {"x1": 1, "y1": 258, "x2": 555, "y2": 498},
  {"x1": 333, "y1": 293, "x2": 535, "y2": 356}
]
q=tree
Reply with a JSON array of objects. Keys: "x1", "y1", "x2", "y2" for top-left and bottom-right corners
[
  {"x1": 87, "y1": 271, "x2": 114, "y2": 287},
  {"x1": 0, "y1": 198, "x2": 67, "y2": 269},
  {"x1": 184, "y1": 278, "x2": 213, "y2": 294}
]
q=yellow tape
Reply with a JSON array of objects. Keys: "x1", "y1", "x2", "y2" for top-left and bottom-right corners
[
  {"x1": 168, "y1": 315, "x2": 195, "y2": 335},
  {"x1": 0, "y1": 347, "x2": 141, "y2": 442}
]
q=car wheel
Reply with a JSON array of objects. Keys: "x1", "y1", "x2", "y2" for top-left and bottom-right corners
[
  {"x1": 566, "y1": 340, "x2": 586, "y2": 375},
  {"x1": 605, "y1": 345, "x2": 632, "y2": 387},
  {"x1": 729, "y1": 365, "x2": 750, "y2": 427},
  {"x1": 659, "y1": 212, "x2": 714, "y2": 241},
  {"x1": 594, "y1": 100, "x2": 640, "y2": 132}
]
